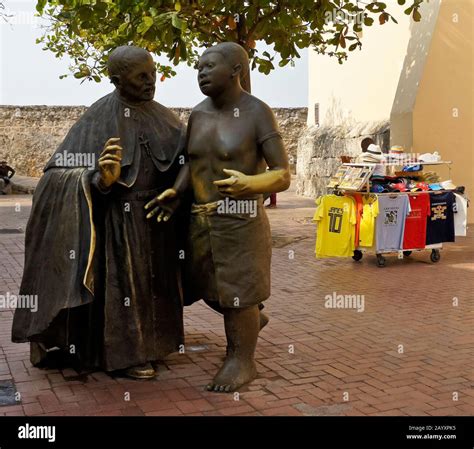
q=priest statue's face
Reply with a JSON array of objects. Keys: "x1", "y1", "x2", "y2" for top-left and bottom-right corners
[{"x1": 115, "y1": 53, "x2": 156, "y2": 102}]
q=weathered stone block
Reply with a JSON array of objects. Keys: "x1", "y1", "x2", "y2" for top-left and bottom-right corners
[{"x1": 296, "y1": 120, "x2": 390, "y2": 198}]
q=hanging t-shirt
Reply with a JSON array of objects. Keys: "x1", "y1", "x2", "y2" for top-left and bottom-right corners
[
  {"x1": 313, "y1": 195, "x2": 356, "y2": 258},
  {"x1": 376, "y1": 194, "x2": 411, "y2": 252},
  {"x1": 403, "y1": 193, "x2": 431, "y2": 249},
  {"x1": 358, "y1": 196, "x2": 379, "y2": 248},
  {"x1": 353, "y1": 194, "x2": 364, "y2": 247},
  {"x1": 453, "y1": 193, "x2": 468, "y2": 237},
  {"x1": 426, "y1": 192, "x2": 455, "y2": 245}
]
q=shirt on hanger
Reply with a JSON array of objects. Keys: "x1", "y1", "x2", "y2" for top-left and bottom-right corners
[
  {"x1": 353, "y1": 194, "x2": 364, "y2": 247},
  {"x1": 403, "y1": 193, "x2": 431, "y2": 249},
  {"x1": 453, "y1": 193, "x2": 468, "y2": 237},
  {"x1": 313, "y1": 195, "x2": 357, "y2": 258},
  {"x1": 357, "y1": 195, "x2": 379, "y2": 248},
  {"x1": 426, "y1": 192, "x2": 455, "y2": 245},
  {"x1": 376, "y1": 194, "x2": 411, "y2": 252}
]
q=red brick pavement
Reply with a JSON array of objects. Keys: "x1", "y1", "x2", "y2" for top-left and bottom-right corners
[{"x1": 0, "y1": 188, "x2": 473, "y2": 416}]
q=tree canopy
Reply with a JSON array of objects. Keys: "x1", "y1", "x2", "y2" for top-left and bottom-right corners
[{"x1": 35, "y1": 0, "x2": 424, "y2": 88}]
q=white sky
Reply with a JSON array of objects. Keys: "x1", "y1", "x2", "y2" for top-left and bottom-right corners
[{"x1": 0, "y1": 0, "x2": 308, "y2": 107}]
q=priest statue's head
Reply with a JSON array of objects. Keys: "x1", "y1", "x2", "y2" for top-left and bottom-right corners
[{"x1": 107, "y1": 46, "x2": 156, "y2": 103}]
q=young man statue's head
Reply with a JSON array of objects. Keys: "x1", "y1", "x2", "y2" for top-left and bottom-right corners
[
  {"x1": 108, "y1": 46, "x2": 156, "y2": 102},
  {"x1": 197, "y1": 42, "x2": 250, "y2": 97}
]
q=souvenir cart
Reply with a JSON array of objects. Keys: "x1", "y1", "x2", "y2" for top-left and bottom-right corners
[{"x1": 316, "y1": 156, "x2": 467, "y2": 268}]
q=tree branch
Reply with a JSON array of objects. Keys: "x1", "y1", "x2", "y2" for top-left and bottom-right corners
[{"x1": 247, "y1": 1, "x2": 283, "y2": 41}]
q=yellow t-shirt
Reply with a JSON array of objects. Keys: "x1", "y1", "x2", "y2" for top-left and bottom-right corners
[
  {"x1": 313, "y1": 195, "x2": 357, "y2": 258},
  {"x1": 359, "y1": 197, "x2": 379, "y2": 248}
]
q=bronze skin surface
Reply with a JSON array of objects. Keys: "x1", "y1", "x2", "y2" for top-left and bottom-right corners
[{"x1": 146, "y1": 42, "x2": 290, "y2": 391}]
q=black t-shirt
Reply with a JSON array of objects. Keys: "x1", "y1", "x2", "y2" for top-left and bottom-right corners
[{"x1": 426, "y1": 192, "x2": 455, "y2": 245}]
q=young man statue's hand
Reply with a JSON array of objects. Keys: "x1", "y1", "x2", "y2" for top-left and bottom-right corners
[
  {"x1": 144, "y1": 188, "x2": 180, "y2": 222},
  {"x1": 213, "y1": 168, "x2": 253, "y2": 199}
]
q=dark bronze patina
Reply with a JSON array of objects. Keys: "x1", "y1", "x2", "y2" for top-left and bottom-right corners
[
  {"x1": 12, "y1": 46, "x2": 187, "y2": 379},
  {"x1": 146, "y1": 42, "x2": 290, "y2": 391}
]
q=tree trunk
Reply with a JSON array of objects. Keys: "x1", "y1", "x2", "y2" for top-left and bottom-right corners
[
  {"x1": 236, "y1": 14, "x2": 251, "y2": 94},
  {"x1": 240, "y1": 68, "x2": 251, "y2": 93}
]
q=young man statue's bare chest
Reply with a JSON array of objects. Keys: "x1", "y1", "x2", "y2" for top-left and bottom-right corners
[
  {"x1": 187, "y1": 110, "x2": 266, "y2": 203},
  {"x1": 188, "y1": 110, "x2": 262, "y2": 162}
]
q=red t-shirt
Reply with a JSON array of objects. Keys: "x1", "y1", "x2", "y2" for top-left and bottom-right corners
[
  {"x1": 352, "y1": 193, "x2": 364, "y2": 247},
  {"x1": 403, "y1": 194, "x2": 431, "y2": 249}
]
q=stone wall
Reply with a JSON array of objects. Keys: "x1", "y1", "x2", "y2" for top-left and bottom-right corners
[
  {"x1": 272, "y1": 108, "x2": 308, "y2": 172},
  {"x1": 296, "y1": 121, "x2": 390, "y2": 199},
  {"x1": 0, "y1": 105, "x2": 307, "y2": 177}
]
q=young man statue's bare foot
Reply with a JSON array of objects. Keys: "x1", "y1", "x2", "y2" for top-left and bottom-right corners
[
  {"x1": 145, "y1": 42, "x2": 290, "y2": 392},
  {"x1": 203, "y1": 300, "x2": 268, "y2": 358},
  {"x1": 207, "y1": 305, "x2": 259, "y2": 392}
]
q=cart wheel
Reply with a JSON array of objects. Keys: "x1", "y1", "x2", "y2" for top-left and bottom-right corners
[
  {"x1": 403, "y1": 251, "x2": 412, "y2": 257},
  {"x1": 430, "y1": 249, "x2": 441, "y2": 263},
  {"x1": 352, "y1": 250, "x2": 363, "y2": 262},
  {"x1": 376, "y1": 254, "x2": 386, "y2": 268}
]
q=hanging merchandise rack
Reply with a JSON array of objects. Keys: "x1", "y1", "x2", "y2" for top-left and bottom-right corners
[{"x1": 323, "y1": 159, "x2": 462, "y2": 267}]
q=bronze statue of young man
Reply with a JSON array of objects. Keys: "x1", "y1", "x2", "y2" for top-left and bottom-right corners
[
  {"x1": 146, "y1": 42, "x2": 290, "y2": 391},
  {"x1": 12, "y1": 46, "x2": 186, "y2": 379}
]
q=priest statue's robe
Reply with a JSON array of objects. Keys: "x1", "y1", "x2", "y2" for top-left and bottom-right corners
[{"x1": 12, "y1": 90, "x2": 187, "y2": 372}]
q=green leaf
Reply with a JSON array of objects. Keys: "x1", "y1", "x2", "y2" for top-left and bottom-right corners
[
  {"x1": 295, "y1": 40, "x2": 306, "y2": 49},
  {"x1": 413, "y1": 9, "x2": 421, "y2": 22},
  {"x1": 36, "y1": 0, "x2": 47, "y2": 14},
  {"x1": 144, "y1": 16, "x2": 154, "y2": 27},
  {"x1": 137, "y1": 16, "x2": 154, "y2": 34},
  {"x1": 118, "y1": 22, "x2": 129, "y2": 33},
  {"x1": 79, "y1": 6, "x2": 92, "y2": 19},
  {"x1": 364, "y1": 17, "x2": 374, "y2": 26},
  {"x1": 171, "y1": 13, "x2": 183, "y2": 30}
]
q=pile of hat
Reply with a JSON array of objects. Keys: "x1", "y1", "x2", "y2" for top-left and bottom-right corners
[
  {"x1": 360, "y1": 144, "x2": 384, "y2": 163},
  {"x1": 388, "y1": 146, "x2": 405, "y2": 158},
  {"x1": 418, "y1": 171, "x2": 441, "y2": 184},
  {"x1": 371, "y1": 178, "x2": 457, "y2": 193}
]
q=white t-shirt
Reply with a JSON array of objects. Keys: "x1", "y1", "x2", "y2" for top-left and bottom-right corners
[
  {"x1": 453, "y1": 193, "x2": 468, "y2": 236},
  {"x1": 376, "y1": 194, "x2": 411, "y2": 252}
]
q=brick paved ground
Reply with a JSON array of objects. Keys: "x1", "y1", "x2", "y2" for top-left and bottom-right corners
[{"x1": 0, "y1": 185, "x2": 473, "y2": 416}]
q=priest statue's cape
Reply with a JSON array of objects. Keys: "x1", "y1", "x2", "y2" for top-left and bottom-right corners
[{"x1": 11, "y1": 46, "x2": 187, "y2": 376}]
